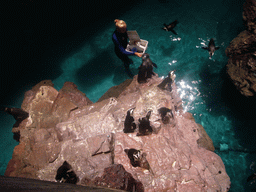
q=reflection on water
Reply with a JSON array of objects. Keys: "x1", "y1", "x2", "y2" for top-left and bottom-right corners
[
  {"x1": 168, "y1": 60, "x2": 177, "y2": 65},
  {"x1": 176, "y1": 79, "x2": 201, "y2": 113},
  {"x1": 170, "y1": 36, "x2": 181, "y2": 41}
]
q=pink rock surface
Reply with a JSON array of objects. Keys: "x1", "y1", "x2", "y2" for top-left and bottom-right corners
[{"x1": 5, "y1": 75, "x2": 230, "y2": 191}]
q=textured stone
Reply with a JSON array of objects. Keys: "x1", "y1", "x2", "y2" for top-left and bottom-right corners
[
  {"x1": 225, "y1": 0, "x2": 256, "y2": 97},
  {"x1": 225, "y1": 30, "x2": 256, "y2": 57},
  {"x1": 97, "y1": 79, "x2": 133, "y2": 102},
  {"x1": 58, "y1": 82, "x2": 93, "y2": 108},
  {"x1": 82, "y1": 164, "x2": 144, "y2": 191},
  {"x1": 243, "y1": 0, "x2": 256, "y2": 34},
  {"x1": 5, "y1": 75, "x2": 230, "y2": 191},
  {"x1": 197, "y1": 124, "x2": 215, "y2": 152}
]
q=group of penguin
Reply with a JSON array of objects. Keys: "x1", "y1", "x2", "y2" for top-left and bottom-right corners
[
  {"x1": 54, "y1": 20, "x2": 220, "y2": 182},
  {"x1": 123, "y1": 106, "x2": 173, "y2": 135},
  {"x1": 162, "y1": 19, "x2": 220, "y2": 59},
  {"x1": 123, "y1": 102, "x2": 174, "y2": 174},
  {"x1": 138, "y1": 19, "x2": 219, "y2": 84}
]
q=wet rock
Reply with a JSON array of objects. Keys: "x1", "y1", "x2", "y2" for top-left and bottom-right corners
[{"x1": 5, "y1": 75, "x2": 230, "y2": 191}]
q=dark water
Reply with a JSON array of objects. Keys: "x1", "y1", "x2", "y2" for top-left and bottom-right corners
[{"x1": 1, "y1": 0, "x2": 256, "y2": 191}]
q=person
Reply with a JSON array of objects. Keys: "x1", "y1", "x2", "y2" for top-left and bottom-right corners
[{"x1": 112, "y1": 19, "x2": 142, "y2": 77}]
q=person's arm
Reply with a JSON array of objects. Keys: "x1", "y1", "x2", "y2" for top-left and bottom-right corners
[
  {"x1": 134, "y1": 52, "x2": 143, "y2": 57},
  {"x1": 112, "y1": 33, "x2": 136, "y2": 55}
]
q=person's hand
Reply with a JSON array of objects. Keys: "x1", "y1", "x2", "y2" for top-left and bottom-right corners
[{"x1": 135, "y1": 52, "x2": 143, "y2": 57}]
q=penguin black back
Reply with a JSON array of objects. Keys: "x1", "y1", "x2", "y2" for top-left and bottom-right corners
[
  {"x1": 138, "y1": 111, "x2": 152, "y2": 136},
  {"x1": 124, "y1": 109, "x2": 136, "y2": 133},
  {"x1": 138, "y1": 53, "x2": 157, "y2": 83},
  {"x1": 124, "y1": 148, "x2": 141, "y2": 167},
  {"x1": 55, "y1": 161, "x2": 78, "y2": 184}
]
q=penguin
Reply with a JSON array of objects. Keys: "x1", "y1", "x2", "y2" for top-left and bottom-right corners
[
  {"x1": 202, "y1": 38, "x2": 220, "y2": 59},
  {"x1": 124, "y1": 148, "x2": 154, "y2": 174},
  {"x1": 158, "y1": 107, "x2": 173, "y2": 124},
  {"x1": 138, "y1": 53, "x2": 157, "y2": 83},
  {"x1": 137, "y1": 111, "x2": 153, "y2": 136},
  {"x1": 162, "y1": 20, "x2": 178, "y2": 35},
  {"x1": 55, "y1": 161, "x2": 78, "y2": 184},
  {"x1": 123, "y1": 108, "x2": 136, "y2": 133},
  {"x1": 157, "y1": 70, "x2": 176, "y2": 91},
  {"x1": 124, "y1": 148, "x2": 141, "y2": 167}
]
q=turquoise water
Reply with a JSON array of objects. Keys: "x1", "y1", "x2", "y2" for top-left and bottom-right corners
[{"x1": 1, "y1": 0, "x2": 256, "y2": 191}]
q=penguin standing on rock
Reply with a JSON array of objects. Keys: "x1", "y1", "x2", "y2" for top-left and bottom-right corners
[
  {"x1": 158, "y1": 107, "x2": 173, "y2": 124},
  {"x1": 123, "y1": 108, "x2": 136, "y2": 133},
  {"x1": 124, "y1": 148, "x2": 142, "y2": 167},
  {"x1": 137, "y1": 111, "x2": 153, "y2": 136},
  {"x1": 55, "y1": 161, "x2": 78, "y2": 184},
  {"x1": 124, "y1": 148, "x2": 153, "y2": 174},
  {"x1": 137, "y1": 53, "x2": 157, "y2": 83},
  {"x1": 157, "y1": 70, "x2": 176, "y2": 91}
]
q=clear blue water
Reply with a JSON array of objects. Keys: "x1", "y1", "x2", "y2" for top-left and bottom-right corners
[{"x1": 1, "y1": 0, "x2": 256, "y2": 191}]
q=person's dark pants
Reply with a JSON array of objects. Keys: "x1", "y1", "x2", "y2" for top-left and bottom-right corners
[{"x1": 115, "y1": 48, "x2": 133, "y2": 76}]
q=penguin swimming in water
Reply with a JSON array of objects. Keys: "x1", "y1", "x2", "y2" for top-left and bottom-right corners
[
  {"x1": 162, "y1": 20, "x2": 178, "y2": 35},
  {"x1": 202, "y1": 38, "x2": 220, "y2": 59}
]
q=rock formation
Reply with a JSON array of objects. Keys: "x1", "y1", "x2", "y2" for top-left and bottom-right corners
[
  {"x1": 225, "y1": 0, "x2": 256, "y2": 97},
  {"x1": 5, "y1": 73, "x2": 230, "y2": 191}
]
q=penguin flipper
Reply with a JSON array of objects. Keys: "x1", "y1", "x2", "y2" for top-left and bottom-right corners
[
  {"x1": 153, "y1": 63, "x2": 158, "y2": 68},
  {"x1": 170, "y1": 29, "x2": 177, "y2": 35},
  {"x1": 201, "y1": 46, "x2": 208, "y2": 50}
]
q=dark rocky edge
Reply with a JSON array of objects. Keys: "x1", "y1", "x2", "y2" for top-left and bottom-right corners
[{"x1": 225, "y1": 0, "x2": 256, "y2": 97}]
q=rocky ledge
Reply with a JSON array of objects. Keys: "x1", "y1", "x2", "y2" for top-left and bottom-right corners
[
  {"x1": 225, "y1": 0, "x2": 256, "y2": 97},
  {"x1": 4, "y1": 73, "x2": 230, "y2": 191}
]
